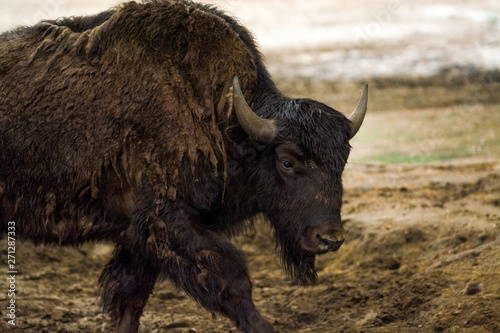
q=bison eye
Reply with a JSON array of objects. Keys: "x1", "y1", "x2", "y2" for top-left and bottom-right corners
[{"x1": 281, "y1": 160, "x2": 294, "y2": 170}]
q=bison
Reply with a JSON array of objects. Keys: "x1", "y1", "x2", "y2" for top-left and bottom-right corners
[{"x1": 0, "y1": 1, "x2": 368, "y2": 332}]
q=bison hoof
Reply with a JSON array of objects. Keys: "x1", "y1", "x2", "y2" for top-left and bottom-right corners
[
  {"x1": 257, "y1": 319, "x2": 276, "y2": 333},
  {"x1": 239, "y1": 315, "x2": 275, "y2": 333}
]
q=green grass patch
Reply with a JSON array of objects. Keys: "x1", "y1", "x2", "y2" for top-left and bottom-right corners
[{"x1": 359, "y1": 153, "x2": 466, "y2": 164}]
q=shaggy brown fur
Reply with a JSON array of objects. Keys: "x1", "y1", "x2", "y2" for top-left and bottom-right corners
[
  {"x1": 1, "y1": 0, "x2": 259, "y2": 229},
  {"x1": 1, "y1": 1, "x2": 357, "y2": 332}
]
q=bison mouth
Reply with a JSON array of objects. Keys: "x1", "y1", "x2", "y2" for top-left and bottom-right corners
[
  {"x1": 299, "y1": 224, "x2": 346, "y2": 255},
  {"x1": 273, "y1": 221, "x2": 346, "y2": 284},
  {"x1": 278, "y1": 236, "x2": 345, "y2": 285},
  {"x1": 314, "y1": 235, "x2": 344, "y2": 254}
]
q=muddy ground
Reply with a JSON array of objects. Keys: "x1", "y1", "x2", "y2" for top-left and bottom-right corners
[
  {"x1": 2, "y1": 1, "x2": 500, "y2": 332},
  {"x1": 0, "y1": 74, "x2": 499, "y2": 333}
]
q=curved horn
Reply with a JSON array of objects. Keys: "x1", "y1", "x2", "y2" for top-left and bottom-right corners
[
  {"x1": 348, "y1": 83, "x2": 368, "y2": 139},
  {"x1": 232, "y1": 76, "x2": 277, "y2": 143}
]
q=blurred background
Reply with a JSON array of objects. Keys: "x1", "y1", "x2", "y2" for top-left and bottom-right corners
[
  {"x1": 2, "y1": 0, "x2": 499, "y2": 80},
  {"x1": 1, "y1": 0, "x2": 499, "y2": 163},
  {"x1": 1, "y1": 1, "x2": 499, "y2": 333}
]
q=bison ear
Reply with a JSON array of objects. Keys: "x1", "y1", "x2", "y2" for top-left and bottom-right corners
[
  {"x1": 232, "y1": 76, "x2": 277, "y2": 143},
  {"x1": 225, "y1": 125, "x2": 267, "y2": 160},
  {"x1": 225, "y1": 125, "x2": 248, "y2": 145},
  {"x1": 348, "y1": 83, "x2": 368, "y2": 139}
]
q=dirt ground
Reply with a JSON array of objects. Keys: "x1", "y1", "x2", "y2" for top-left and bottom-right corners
[
  {"x1": 1, "y1": 1, "x2": 500, "y2": 332},
  {"x1": 1, "y1": 73, "x2": 499, "y2": 333}
]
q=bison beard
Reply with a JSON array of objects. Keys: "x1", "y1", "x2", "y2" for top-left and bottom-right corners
[
  {"x1": 277, "y1": 230, "x2": 318, "y2": 284},
  {"x1": 0, "y1": 0, "x2": 367, "y2": 332}
]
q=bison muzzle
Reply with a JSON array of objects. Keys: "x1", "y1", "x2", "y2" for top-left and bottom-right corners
[{"x1": 0, "y1": 1, "x2": 368, "y2": 332}]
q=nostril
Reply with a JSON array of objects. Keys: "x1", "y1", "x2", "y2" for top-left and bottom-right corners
[
  {"x1": 302, "y1": 224, "x2": 346, "y2": 253},
  {"x1": 316, "y1": 234, "x2": 330, "y2": 252},
  {"x1": 316, "y1": 234, "x2": 344, "y2": 252},
  {"x1": 317, "y1": 233, "x2": 344, "y2": 243},
  {"x1": 316, "y1": 234, "x2": 326, "y2": 244}
]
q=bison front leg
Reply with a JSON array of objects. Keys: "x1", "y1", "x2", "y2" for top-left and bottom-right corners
[
  {"x1": 167, "y1": 239, "x2": 274, "y2": 333},
  {"x1": 149, "y1": 214, "x2": 275, "y2": 333},
  {"x1": 99, "y1": 247, "x2": 159, "y2": 333}
]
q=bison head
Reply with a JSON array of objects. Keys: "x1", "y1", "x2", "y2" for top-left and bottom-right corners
[{"x1": 232, "y1": 77, "x2": 367, "y2": 283}]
